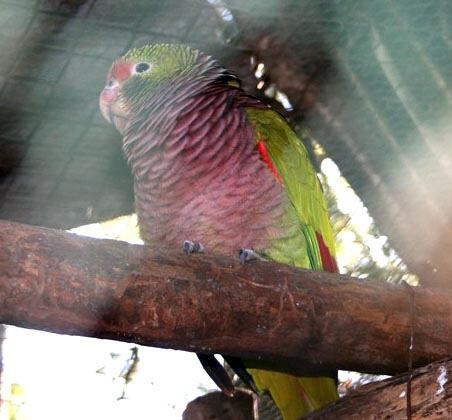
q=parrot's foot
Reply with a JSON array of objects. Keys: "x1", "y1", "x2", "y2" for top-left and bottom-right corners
[
  {"x1": 239, "y1": 248, "x2": 265, "y2": 264},
  {"x1": 183, "y1": 240, "x2": 204, "y2": 255}
]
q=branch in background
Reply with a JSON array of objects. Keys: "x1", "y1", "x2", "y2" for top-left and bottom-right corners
[
  {"x1": 1, "y1": 220, "x2": 452, "y2": 376},
  {"x1": 306, "y1": 358, "x2": 452, "y2": 419}
]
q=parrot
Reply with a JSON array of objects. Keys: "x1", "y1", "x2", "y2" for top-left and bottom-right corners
[{"x1": 99, "y1": 43, "x2": 338, "y2": 419}]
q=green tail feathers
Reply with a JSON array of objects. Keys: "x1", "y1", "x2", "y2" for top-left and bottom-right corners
[{"x1": 248, "y1": 369, "x2": 338, "y2": 419}]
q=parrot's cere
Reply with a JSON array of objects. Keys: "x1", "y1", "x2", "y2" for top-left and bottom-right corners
[{"x1": 100, "y1": 43, "x2": 338, "y2": 419}]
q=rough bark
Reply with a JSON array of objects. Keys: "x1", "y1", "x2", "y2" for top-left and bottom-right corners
[
  {"x1": 307, "y1": 359, "x2": 452, "y2": 419},
  {"x1": 1, "y1": 220, "x2": 452, "y2": 376}
]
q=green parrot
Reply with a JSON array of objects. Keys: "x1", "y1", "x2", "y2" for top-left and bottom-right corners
[{"x1": 100, "y1": 43, "x2": 338, "y2": 419}]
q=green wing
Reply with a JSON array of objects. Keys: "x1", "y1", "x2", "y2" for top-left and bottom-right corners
[
  {"x1": 246, "y1": 107, "x2": 336, "y2": 269},
  {"x1": 245, "y1": 107, "x2": 338, "y2": 419}
]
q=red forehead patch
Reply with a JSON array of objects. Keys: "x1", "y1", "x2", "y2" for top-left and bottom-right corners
[{"x1": 110, "y1": 60, "x2": 132, "y2": 82}]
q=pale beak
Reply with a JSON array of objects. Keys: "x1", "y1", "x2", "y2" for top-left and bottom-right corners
[
  {"x1": 99, "y1": 95, "x2": 112, "y2": 123},
  {"x1": 100, "y1": 81, "x2": 129, "y2": 131}
]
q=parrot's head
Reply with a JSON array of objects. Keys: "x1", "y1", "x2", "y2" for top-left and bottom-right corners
[{"x1": 100, "y1": 43, "x2": 210, "y2": 132}]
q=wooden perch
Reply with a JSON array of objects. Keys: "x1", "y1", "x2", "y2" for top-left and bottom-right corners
[
  {"x1": 306, "y1": 358, "x2": 452, "y2": 419},
  {"x1": 1, "y1": 219, "x2": 452, "y2": 376}
]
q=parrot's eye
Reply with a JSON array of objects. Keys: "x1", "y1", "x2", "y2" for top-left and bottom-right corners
[{"x1": 134, "y1": 62, "x2": 151, "y2": 74}]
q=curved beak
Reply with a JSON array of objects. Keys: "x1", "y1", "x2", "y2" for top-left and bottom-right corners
[
  {"x1": 99, "y1": 83, "x2": 129, "y2": 133},
  {"x1": 99, "y1": 96, "x2": 112, "y2": 123},
  {"x1": 99, "y1": 84, "x2": 120, "y2": 123}
]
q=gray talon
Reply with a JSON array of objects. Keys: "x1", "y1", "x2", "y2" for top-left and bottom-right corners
[
  {"x1": 183, "y1": 240, "x2": 204, "y2": 255},
  {"x1": 239, "y1": 248, "x2": 263, "y2": 264}
]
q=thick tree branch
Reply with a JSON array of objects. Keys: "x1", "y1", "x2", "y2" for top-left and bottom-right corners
[
  {"x1": 306, "y1": 358, "x2": 452, "y2": 419},
  {"x1": 1, "y1": 220, "x2": 452, "y2": 376}
]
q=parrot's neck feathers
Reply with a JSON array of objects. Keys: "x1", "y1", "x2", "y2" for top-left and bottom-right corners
[{"x1": 121, "y1": 60, "x2": 238, "y2": 175}]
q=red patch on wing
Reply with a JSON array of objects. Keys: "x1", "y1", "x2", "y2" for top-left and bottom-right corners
[
  {"x1": 316, "y1": 231, "x2": 339, "y2": 273},
  {"x1": 110, "y1": 60, "x2": 132, "y2": 82},
  {"x1": 257, "y1": 140, "x2": 282, "y2": 183}
]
